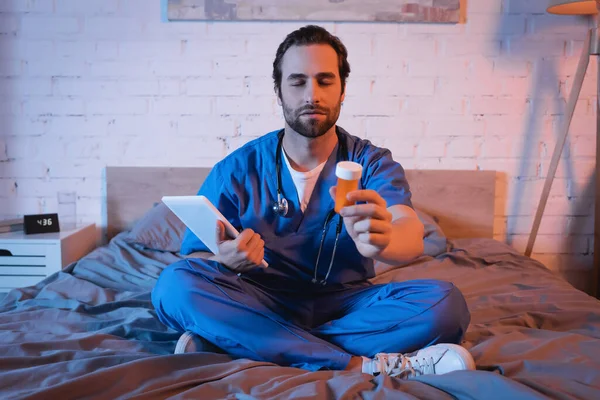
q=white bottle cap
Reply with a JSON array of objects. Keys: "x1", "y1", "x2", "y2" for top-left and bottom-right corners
[{"x1": 335, "y1": 161, "x2": 363, "y2": 181}]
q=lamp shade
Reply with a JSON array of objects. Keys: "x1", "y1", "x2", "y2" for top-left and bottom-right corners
[{"x1": 547, "y1": 0, "x2": 599, "y2": 15}]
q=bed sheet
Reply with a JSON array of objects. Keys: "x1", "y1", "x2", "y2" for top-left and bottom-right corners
[{"x1": 0, "y1": 233, "x2": 599, "y2": 399}]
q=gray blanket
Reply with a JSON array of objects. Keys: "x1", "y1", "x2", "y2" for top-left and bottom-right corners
[{"x1": 1, "y1": 234, "x2": 599, "y2": 399}]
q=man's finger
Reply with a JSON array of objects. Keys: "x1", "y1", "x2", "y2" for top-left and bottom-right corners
[
  {"x1": 358, "y1": 232, "x2": 389, "y2": 247},
  {"x1": 340, "y1": 203, "x2": 392, "y2": 221},
  {"x1": 346, "y1": 189, "x2": 387, "y2": 207},
  {"x1": 247, "y1": 245, "x2": 265, "y2": 267},
  {"x1": 353, "y1": 218, "x2": 391, "y2": 234},
  {"x1": 235, "y1": 229, "x2": 255, "y2": 250},
  {"x1": 216, "y1": 220, "x2": 226, "y2": 244},
  {"x1": 245, "y1": 234, "x2": 264, "y2": 254}
]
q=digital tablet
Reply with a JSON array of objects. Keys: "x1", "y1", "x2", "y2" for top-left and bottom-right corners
[{"x1": 161, "y1": 195, "x2": 268, "y2": 268}]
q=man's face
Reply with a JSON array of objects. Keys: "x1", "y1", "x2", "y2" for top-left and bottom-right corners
[{"x1": 278, "y1": 44, "x2": 345, "y2": 139}]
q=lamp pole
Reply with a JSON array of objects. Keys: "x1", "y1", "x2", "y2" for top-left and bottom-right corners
[
  {"x1": 526, "y1": 1, "x2": 600, "y2": 297},
  {"x1": 594, "y1": 3, "x2": 600, "y2": 298}
]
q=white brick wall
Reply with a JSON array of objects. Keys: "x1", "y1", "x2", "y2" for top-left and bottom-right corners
[{"x1": 0, "y1": 0, "x2": 596, "y2": 292}]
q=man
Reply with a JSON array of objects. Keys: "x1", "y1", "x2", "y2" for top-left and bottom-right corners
[{"x1": 152, "y1": 25, "x2": 474, "y2": 377}]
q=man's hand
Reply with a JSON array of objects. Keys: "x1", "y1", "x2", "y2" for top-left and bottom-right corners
[
  {"x1": 329, "y1": 187, "x2": 393, "y2": 259},
  {"x1": 210, "y1": 221, "x2": 265, "y2": 273}
]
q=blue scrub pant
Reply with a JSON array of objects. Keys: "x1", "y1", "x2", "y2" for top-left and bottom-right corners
[{"x1": 151, "y1": 258, "x2": 471, "y2": 371}]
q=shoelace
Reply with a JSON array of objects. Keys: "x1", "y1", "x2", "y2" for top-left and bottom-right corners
[
  {"x1": 409, "y1": 356, "x2": 436, "y2": 376},
  {"x1": 374, "y1": 354, "x2": 437, "y2": 378}
]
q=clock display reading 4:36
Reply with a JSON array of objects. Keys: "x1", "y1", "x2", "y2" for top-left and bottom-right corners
[{"x1": 24, "y1": 213, "x2": 60, "y2": 234}]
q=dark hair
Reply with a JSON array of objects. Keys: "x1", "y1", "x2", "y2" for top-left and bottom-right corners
[{"x1": 272, "y1": 25, "x2": 351, "y2": 97}]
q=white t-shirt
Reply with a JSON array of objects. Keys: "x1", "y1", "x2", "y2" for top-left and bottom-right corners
[{"x1": 282, "y1": 149, "x2": 326, "y2": 212}]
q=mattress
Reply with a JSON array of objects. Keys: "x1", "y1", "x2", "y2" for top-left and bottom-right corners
[{"x1": 0, "y1": 214, "x2": 599, "y2": 399}]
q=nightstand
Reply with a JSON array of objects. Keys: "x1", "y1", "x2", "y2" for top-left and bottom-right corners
[{"x1": 0, "y1": 224, "x2": 97, "y2": 293}]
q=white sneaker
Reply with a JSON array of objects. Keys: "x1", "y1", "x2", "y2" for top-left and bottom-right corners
[
  {"x1": 362, "y1": 344, "x2": 476, "y2": 378},
  {"x1": 174, "y1": 331, "x2": 223, "y2": 354}
]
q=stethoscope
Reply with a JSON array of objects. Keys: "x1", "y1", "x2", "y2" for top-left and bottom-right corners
[{"x1": 272, "y1": 129, "x2": 348, "y2": 285}]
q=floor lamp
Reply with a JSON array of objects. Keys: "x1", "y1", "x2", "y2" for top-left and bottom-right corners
[{"x1": 526, "y1": 0, "x2": 600, "y2": 297}]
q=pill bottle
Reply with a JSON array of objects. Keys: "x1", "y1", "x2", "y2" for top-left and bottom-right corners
[{"x1": 334, "y1": 161, "x2": 363, "y2": 213}]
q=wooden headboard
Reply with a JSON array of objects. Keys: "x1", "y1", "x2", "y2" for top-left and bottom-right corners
[{"x1": 104, "y1": 167, "x2": 496, "y2": 241}]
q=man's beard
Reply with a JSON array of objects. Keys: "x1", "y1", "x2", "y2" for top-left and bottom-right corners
[{"x1": 282, "y1": 101, "x2": 341, "y2": 138}]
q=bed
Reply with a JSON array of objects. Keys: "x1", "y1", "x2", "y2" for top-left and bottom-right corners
[{"x1": 1, "y1": 166, "x2": 599, "y2": 399}]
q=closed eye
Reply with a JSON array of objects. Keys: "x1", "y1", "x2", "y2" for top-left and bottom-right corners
[
  {"x1": 290, "y1": 80, "x2": 334, "y2": 87},
  {"x1": 287, "y1": 73, "x2": 337, "y2": 87}
]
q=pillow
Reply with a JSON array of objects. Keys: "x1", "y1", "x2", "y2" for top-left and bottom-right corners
[
  {"x1": 123, "y1": 202, "x2": 186, "y2": 253},
  {"x1": 415, "y1": 208, "x2": 448, "y2": 257},
  {"x1": 124, "y1": 202, "x2": 447, "y2": 257}
]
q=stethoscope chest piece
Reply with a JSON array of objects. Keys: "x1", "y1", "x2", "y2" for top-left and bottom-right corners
[{"x1": 272, "y1": 195, "x2": 289, "y2": 217}]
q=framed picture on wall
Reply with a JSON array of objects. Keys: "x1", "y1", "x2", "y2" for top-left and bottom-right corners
[{"x1": 163, "y1": 0, "x2": 463, "y2": 24}]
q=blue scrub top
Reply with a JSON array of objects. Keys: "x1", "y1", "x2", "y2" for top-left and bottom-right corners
[{"x1": 180, "y1": 126, "x2": 413, "y2": 289}]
